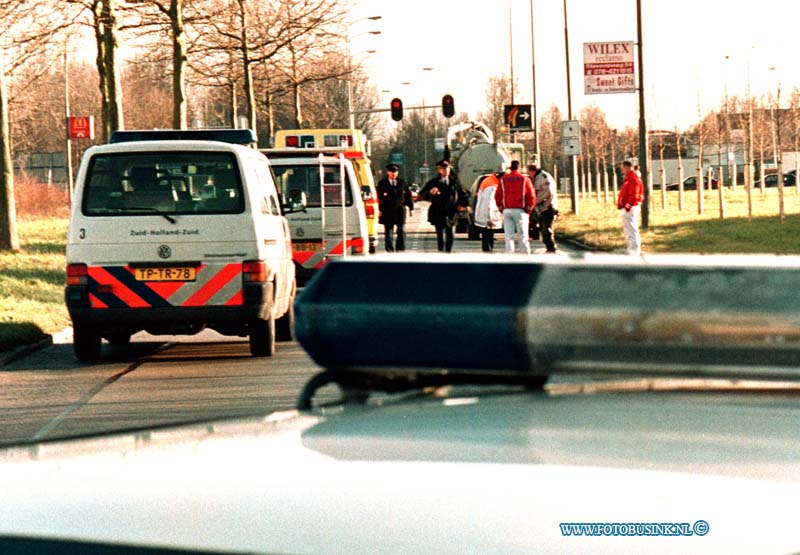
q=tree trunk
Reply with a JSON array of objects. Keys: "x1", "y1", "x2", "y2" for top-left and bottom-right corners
[
  {"x1": 0, "y1": 56, "x2": 19, "y2": 252},
  {"x1": 94, "y1": 0, "x2": 124, "y2": 141},
  {"x1": 293, "y1": 82, "x2": 302, "y2": 128},
  {"x1": 169, "y1": 0, "x2": 187, "y2": 129},
  {"x1": 237, "y1": 0, "x2": 256, "y2": 135}
]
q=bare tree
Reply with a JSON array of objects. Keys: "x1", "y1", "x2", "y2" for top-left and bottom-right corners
[
  {"x1": 192, "y1": 0, "x2": 346, "y2": 137},
  {"x1": 537, "y1": 104, "x2": 563, "y2": 175},
  {"x1": 477, "y1": 74, "x2": 517, "y2": 140},
  {"x1": 125, "y1": 0, "x2": 197, "y2": 129},
  {"x1": 0, "y1": 0, "x2": 75, "y2": 251},
  {"x1": 66, "y1": 0, "x2": 126, "y2": 141},
  {"x1": 579, "y1": 105, "x2": 611, "y2": 202}
]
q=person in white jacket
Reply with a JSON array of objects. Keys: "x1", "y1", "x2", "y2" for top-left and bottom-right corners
[{"x1": 473, "y1": 172, "x2": 505, "y2": 252}]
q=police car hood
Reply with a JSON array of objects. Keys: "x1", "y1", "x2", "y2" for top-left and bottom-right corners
[{"x1": 0, "y1": 391, "x2": 799, "y2": 555}]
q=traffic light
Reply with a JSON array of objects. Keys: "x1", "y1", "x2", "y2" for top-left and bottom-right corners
[
  {"x1": 442, "y1": 94, "x2": 455, "y2": 118},
  {"x1": 390, "y1": 98, "x2": 403, "y2": 121}
]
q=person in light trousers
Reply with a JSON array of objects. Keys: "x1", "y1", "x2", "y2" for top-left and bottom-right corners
[
  {"x1": 617, "y1": 160, "x2": 643, "y2": 255},
  {"x1": 495, "y1": 160, "x2": 536, "y2": 254}
]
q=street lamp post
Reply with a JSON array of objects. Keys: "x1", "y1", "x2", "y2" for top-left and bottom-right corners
[
  {"x1": 636, "y1": 0, "x2": 649, "y2": 228},
  {"x1": 563, "y1": 0, "x2": 578, "y2": 215},
  {"x1": 529, "y1": 0, "x2": 539, "y2": 162},
  {"x1": 346, "y1": 16, "x2": 381, "y2": 129}
]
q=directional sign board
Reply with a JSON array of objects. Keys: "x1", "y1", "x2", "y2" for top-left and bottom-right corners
[
  {"x1": 68, "y1": 116, "x2": 94, "y2": 140},
  {"x1": 583, "y1": 41, "x2": 636, "y2": 94},
  {"x1": 504, "y1": 104, "x2": 533, "y2": 132}
]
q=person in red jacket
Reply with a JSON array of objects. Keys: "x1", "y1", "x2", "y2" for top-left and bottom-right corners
[
  {"x1": 617, "y1": 160, "x2": 644, "y2": 255},
  {"x1": 495, "y1": 160, "x2": 536, "y2": 254}
]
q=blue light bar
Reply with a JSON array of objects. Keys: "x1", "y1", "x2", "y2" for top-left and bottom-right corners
[
  {"x1": 294, "y1": 254, "x2": 800, "y2": 380},
  {"x1": 109, "y1": 129, "x2": 257, "y2": 146}
]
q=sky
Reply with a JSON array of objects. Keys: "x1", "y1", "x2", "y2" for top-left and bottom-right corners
[{"x1": 352, "y1": 0, "x2": 800, "y2": 131}]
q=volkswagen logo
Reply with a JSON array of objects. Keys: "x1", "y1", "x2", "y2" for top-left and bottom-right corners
[
  {"x1": 158, "y1": 245, "x2": 172, "y2": 259},
  {"x1": 296, "y1": 227, "x2": 305, "y2": 238}
]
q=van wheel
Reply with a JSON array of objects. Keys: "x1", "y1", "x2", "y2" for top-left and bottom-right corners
[
  {"x1": 105, "y1": 332, "x2": 131, "y2": 345},
  {"x1": 74, "y1": 325, "x2": 101, "y2": 362},
  {"x1": 276, "y1": 302, "x2": 294, "y2": 342},
  {"x1": 249, "y1": 316, "x2": 275, "y2": 357}
]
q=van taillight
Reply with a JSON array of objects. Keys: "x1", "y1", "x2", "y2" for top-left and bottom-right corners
[
  {"x1": 350, "y1": 238, "x2": 365, "y2": 255},
  {"x1": 365, "y1": 204, "x2": 375, "y2": 218},
  {"x1": 243, "y1": 260, "x2": 267, "y2": 282},
  {"x1": 66, "y1": 263, "x2": 88, "y2": 286}
]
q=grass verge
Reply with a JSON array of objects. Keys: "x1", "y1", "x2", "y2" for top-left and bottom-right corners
[
  {"x1": 0, "y1": 217, "x2": 69, "y2": 355},
  {"x1": 557, "y1": 187, "x2": 800, "y2": 253}
]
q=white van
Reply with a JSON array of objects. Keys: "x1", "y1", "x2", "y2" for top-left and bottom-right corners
[
  {"x1": 65, "y1": 130, "x2": 299, "y2": 361},
  {"x1": 267, "y1": 153, "x2": 369, "y2": 285}
]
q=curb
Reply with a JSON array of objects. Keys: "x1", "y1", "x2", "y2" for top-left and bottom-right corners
[
  {"x1": 1, "y1": 328, "x2": 72, "y2": 367},
  {"x1": 555, "y1": 234, "x2": 598, "y2": 252},
  {"x1": 1, "y1": 335, "x2": 54, "y2": 366}
]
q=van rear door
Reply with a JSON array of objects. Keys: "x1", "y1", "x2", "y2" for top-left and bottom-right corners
[{"x1": 270, "y1": 156, "x2": 367, "y2": 281}]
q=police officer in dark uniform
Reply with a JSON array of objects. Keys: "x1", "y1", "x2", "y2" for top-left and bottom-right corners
[
  {"x1": 376, "y1": 163, "x2": 414, "y2": 252},
  {"x1": 418, "y1": 160, "x2": 469, "y2": 252}
]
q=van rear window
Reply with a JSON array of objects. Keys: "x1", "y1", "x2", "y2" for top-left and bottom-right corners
[
  {"x1": 82, "y1": 152, "x2": 244, "y2": 216},
  {"x1": 272, "y1": 164, "x2": 353, "y2": 208}
]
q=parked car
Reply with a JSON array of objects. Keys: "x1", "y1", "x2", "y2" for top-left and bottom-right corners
[
  {"x1": 755, "y1": 173, "x2": 795, "y2": 188},
  {"x1": 666, "y1": 176, "x2": 719, "y2": 190}
]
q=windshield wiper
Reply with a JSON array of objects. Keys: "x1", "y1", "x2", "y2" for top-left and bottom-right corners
[{"x1": 124, "y1": 206, "x2": 177, "y2": 223}]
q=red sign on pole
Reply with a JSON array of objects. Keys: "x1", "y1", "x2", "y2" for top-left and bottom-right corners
[{"x1": 68, "y1": 116, "x2": 95, "y2": 140}]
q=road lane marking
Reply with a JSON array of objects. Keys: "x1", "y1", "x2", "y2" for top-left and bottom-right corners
[{"x1": 31, "y1": 362, "x2": 144, "y2": 442}]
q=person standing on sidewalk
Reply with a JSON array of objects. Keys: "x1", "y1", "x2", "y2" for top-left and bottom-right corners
[
  {"x1": 495, "y1": 160, "x2": 535, "y2": 254},
  {"x1": 527, "y1": 161, "x2": 559, "y2": 253},
  {"x1": 377, "y1": 163, "x2": 414, "y2": 252},
  {"x1": 617, "y1": 160, "x2": 644, "y2": 255}
]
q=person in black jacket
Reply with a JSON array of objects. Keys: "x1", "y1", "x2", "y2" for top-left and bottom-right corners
[
  {"x1": 418, "y1": 160, "x2": 469, "y2": 252},
  {"x1": 376, "y1": 163, "x2": 414, "y2": 252}
]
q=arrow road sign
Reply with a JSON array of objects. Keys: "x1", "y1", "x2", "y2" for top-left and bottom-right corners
[{"x1": 504, "y1": 104, "x2": 533, "y2": 132}]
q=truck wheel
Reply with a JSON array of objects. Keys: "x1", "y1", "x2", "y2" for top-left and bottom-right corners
[
  {"x1": 276, "y1": 302, "x2": 294, "y2": 342},
  {"x1": 249, "y1": 316, "x2": 275, "y2": 357},
  {"x1": 74, "y1": 325, "x2": 101, "y2": 362}
]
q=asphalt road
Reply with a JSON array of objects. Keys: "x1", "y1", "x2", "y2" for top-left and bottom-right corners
[{"x1": 0, "y1": 203, "x2": 572, "y2": 447}]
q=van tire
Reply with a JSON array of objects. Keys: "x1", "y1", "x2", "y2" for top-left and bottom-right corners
[
  {"x1": 74, "y1": 325, "x2": 101, "y2": 362},
  {"x1": 106, "y1": 332, "x2": 131, "y2": 345},
  {"x1": 276, "y1": 302, "x2": 294, "y2": 342},
  {"x1": 249, "y1": 316, "x2": 275, "y2": 357}
]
